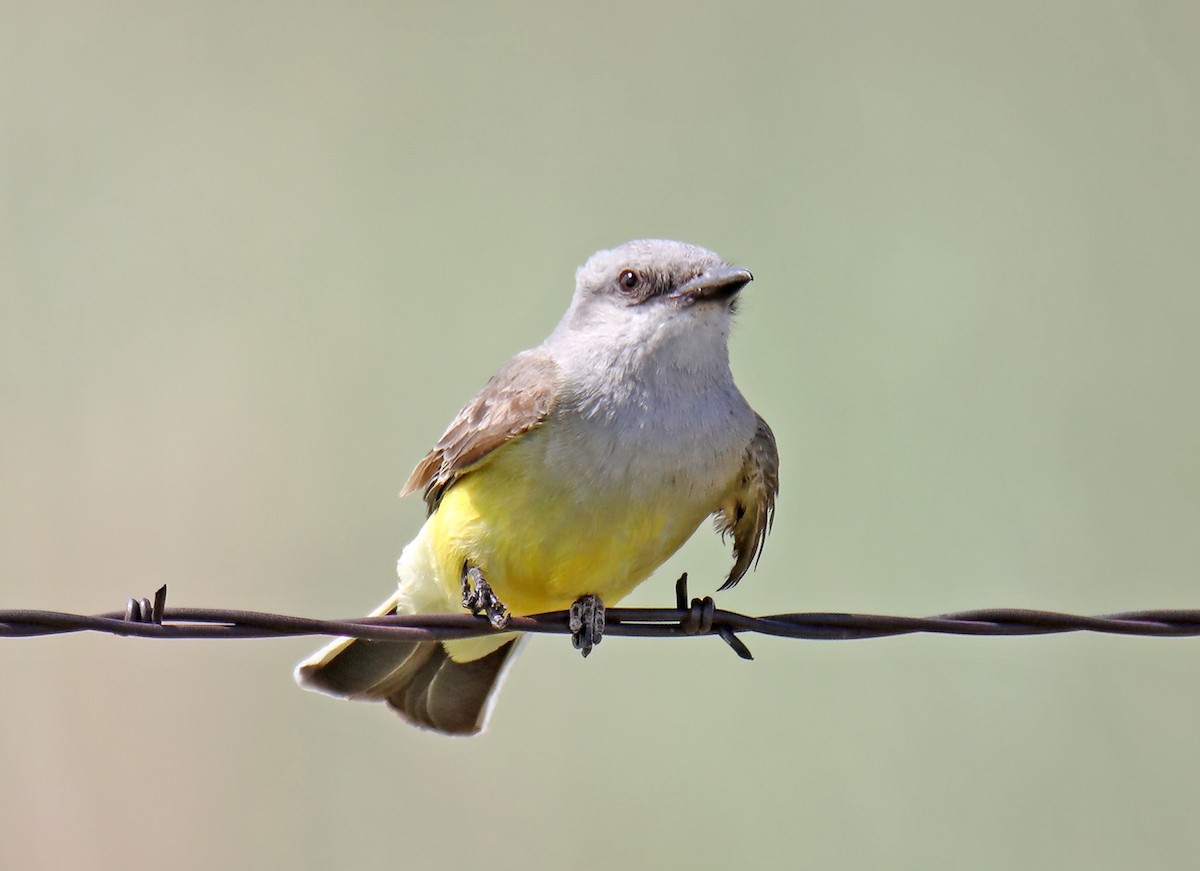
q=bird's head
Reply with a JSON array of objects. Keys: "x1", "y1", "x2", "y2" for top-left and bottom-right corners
[{"x1": 552, "y1": 240, "x2": 753, "y2": 366}]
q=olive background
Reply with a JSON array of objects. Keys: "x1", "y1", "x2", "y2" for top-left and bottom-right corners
[{"x1": 3, "y1": 2, "x2": 1200, "y2": 869}]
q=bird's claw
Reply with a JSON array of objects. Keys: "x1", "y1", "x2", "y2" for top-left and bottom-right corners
[
  {"x1": 569, "y1": 594, "x2": 605, "y2": 658},
  {"x1": 461, "y1": 563, "x2": 510, "y2": 629}
]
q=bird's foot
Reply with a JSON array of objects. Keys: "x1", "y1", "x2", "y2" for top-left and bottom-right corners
[
  {"x1": 461, "y1": 563, "x2": 510, "y2": 629},
  {"x1": 569, "y1": 594, "x2": 605, "y2": 658}
]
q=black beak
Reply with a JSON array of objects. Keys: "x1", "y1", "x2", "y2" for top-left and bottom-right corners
[{"x1": 670, "y1": 266, "x2": 754, "y2": 303}]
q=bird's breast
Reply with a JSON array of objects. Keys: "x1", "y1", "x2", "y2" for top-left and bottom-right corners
[{"x1": 415, "y1": 379, "x2": 755, "y2": 613}]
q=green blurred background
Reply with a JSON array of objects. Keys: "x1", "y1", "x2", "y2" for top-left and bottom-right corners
[{"x1": 3, "y1": 2, "x2": 1200, "y2": 869}]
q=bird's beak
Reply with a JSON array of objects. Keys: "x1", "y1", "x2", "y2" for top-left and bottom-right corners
[{"x1": 671, "y1": 266, "x2": 754, "y2": 304}]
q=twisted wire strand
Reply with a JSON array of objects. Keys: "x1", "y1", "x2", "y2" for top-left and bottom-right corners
[{"x1": 2, "y1": 583, "x2": 1198, "y2": 660}]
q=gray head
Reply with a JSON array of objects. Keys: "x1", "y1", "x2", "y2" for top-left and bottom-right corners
[{"x1": 549, "y1": 240, "x2": 753, "y2": 363}]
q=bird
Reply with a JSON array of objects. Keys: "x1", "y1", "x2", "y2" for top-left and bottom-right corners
[{"x1": 295, "y1": 239, "x2": 779, "y2": 735}]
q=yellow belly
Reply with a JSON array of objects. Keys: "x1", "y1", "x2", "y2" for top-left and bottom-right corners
[{"x1": 422, "y1": 434, "x2": 722, "y2": 616}]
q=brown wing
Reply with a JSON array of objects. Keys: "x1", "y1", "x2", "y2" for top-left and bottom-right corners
[
  {"x1": 402, "y1": 351, "x2": 559, "y2": 513},
  {"x1": 715, "y1": 413, "x2": 780, "y2": 590}
]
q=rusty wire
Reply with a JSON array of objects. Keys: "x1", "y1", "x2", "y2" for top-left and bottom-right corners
[{"x1": 2, "y1": 577, "x2": 1199, "y2": 660}]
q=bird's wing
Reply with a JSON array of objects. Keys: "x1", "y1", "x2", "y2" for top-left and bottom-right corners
[
  {"x1": 402, "y1": 350, "x2": 560, "y2": 513},
  {"x1": 715, "y1": 413, "x2": 780, "y2": 590}
]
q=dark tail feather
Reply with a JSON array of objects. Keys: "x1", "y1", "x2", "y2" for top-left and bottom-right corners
[
  {"x1": 296, "y1": 636, "x2": 521, "y2": 736},
  {"x1": 388, "y1": 639, "x2": 520, "y2": 734}
]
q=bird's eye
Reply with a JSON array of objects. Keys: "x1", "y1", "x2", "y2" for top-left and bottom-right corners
[{"x1": 619, "y1": 270, "x2": 640, "y2": 291}]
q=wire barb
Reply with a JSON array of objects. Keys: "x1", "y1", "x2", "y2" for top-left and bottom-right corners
[
  {"x1": 125, "y1": 585, "x2": 168, "y2": 626},
  {"x1": 674, "y1": 573, "x2": 752, "y2": 658}
]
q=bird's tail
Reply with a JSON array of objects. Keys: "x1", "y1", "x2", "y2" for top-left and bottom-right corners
[{"x1": 294, "y1": 593, "x2": 521, "y2": 736}]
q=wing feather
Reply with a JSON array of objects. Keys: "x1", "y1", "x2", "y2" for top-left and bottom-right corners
[
  {"x1": 715, "y1": 413, "x2": 780, "y2": 590},
  {"x1": 401, "y1": 351, "x2": 559, "y2": 513}
]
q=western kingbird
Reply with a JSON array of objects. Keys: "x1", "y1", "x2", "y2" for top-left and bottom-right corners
[{"x1": 295, "y1": 239, "x2": 779, "y2": 735}]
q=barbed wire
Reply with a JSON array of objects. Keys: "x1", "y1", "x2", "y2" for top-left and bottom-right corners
[{"x1": 3, "y1": 577, "x2": 1199, "y2": 660}]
